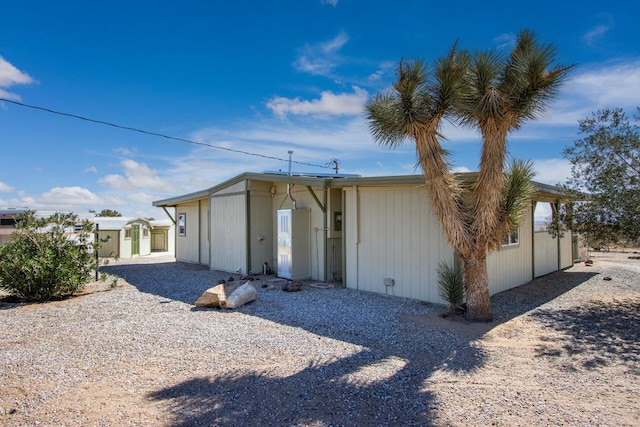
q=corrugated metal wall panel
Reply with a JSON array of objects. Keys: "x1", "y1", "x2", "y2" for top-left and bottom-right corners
[
  {"x1": 534, "y1": 231, "x2": 559, "y2": 277},
  {"x1": 98, "y1": 230, "x2": 120, "y2": 257},
  {"x1": 345, "y1": 185, "x2": 453, "y2": 304},
  {"x1": 199, "y1": 201, "x2": 209, "y2": 265},
  {"x1": 560, "y1": 230, "x2": 574, "y2": 269},
  {"x1": 175, "y1": 201, "x2": 202, "y2": 263},
  {"x1": 249, "y1": 190, "x2": 273, "y2": 275},
  {"x1": 486, "y1": 209, "x2": 534, "y2": 295},
  {"x1": 210, "y1": 194, "x2": 247, "y2": 273}
]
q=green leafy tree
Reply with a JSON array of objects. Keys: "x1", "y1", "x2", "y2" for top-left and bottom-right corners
[
  {"x1": 367, "y1": 30, "x2": 572, "y2": 321},
  {"x1": 0, "y1": 211, "x2": 100, "y2": 300},
  {"x1": 561, "y1": 107, "x2": 640, "y2": 247},
  {"x1": 97, "y1": 209, "x2": 122, "y2": 217}
]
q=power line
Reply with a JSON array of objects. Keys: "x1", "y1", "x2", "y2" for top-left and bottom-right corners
[{"x1": 0, "y1": 98, "x2": 332, "y2": 169}]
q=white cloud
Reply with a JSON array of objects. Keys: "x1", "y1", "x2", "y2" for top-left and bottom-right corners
[
  {"x1": 114, "y1": 147, "x2": 135, "y2": 157},
  {"x1": 99, "y1": 159, "x2": 169, "y2": 191},
  {"x1": 321, "y1": 0, "x2": 338, "y2": 6},
  {"x1": 532, "y1": 158, "x2": 572, "y2": 186},
  {"x1": 494, "y1": 32, "x2": 516, "y2": 50},
  {"x1": 85, "y1": 166, "x2": 98, "y2": 173},
  {"x1": 583, "y1": 24, "x2": 611, "y2": 46},
  {"x1": 583, "y1": 16, "x2": 614, "y2": 47},
  {"x1": 294, "y1": 32, "x2": 349, "y2": 76},
  {"x1": 533, "y1": 60, "x2": 640, "y2": 128},
  {"x1": 0, "y1": 56, "x2": 36, "y2": 100},
  {"x1": 267, "y1": 86, "x2": 368, "y2": 119},
  {"x1": 127, "y1": 192, "x2": 157, "y2": 204},
  {"x1": 0, "y1": 187, "x2": 125, "y2": 212},
  {"x1": 0, "y1": 56, "x2": 34, "y2": 87},
  {"x1": 0, "y1": 181, "x2": 14, "y2": 192}
]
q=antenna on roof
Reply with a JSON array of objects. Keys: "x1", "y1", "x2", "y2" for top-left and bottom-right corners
[{"x1": 329, "y1": 158, "x2": 340, "y2": 174}]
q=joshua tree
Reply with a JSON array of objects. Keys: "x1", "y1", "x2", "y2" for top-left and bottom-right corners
[{"x1": 366, "y1": 30, "x2": 572, "y2": 321}]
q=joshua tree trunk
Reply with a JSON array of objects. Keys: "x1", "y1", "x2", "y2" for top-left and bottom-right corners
[{"x1": 462, "y1": 252, "x2": 492, "y2": 321}]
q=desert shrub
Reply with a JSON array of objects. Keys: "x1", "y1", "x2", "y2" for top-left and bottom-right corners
[
  {"x1": 437, "y1": 260, "x2": 465, "y2": 312},
  {"x1": 0, "y1": 211, "x2": 99, "y2": 300}
]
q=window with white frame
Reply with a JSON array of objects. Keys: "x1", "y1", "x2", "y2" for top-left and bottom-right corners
[{"x1": 502, "y1": 227, "x2": 519, "y2": 247}]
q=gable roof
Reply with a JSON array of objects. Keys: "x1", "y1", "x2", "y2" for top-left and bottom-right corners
[{"x1": 93, "y1": 217, "x2": 153, "y2": 231}]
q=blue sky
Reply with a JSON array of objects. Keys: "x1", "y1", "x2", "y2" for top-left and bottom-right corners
[{"x1": 1, "y1": 0, "x2": 639, "y2": 220}]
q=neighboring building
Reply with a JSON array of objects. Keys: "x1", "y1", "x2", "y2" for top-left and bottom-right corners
[
  {"x1": 0, "y1": 208, "x2": 95, "y2": 245},
  {"x1": 153, "y1": 172, "x2": 574, "y2": 306},
  {"x1": 93, "y1": 217, "x2": 175, "y2": 258}
]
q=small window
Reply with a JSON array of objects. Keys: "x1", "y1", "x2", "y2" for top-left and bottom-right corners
[
  {"x1": 74, "y1": 224, "x2": 84, "y2": 232},
  {"x1": 125, "y1": 228, "x2": 132, "y2": 239},
  {"x1": 142, "y1": 227, "x2": 149, "y2": 238},
  {"x1": 0, "y1": 218, "x2": 16, "y2": 226},
  {"x1": 502, "y1": 228, "x2": 519, "y2": 247},
  {"x1": 178, "y1": 213, "x2": 186, "y2": 236}
]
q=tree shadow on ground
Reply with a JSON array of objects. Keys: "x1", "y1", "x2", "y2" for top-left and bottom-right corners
[
  {"x1": 146, "y1": 348, "x2": 453, "y2": 426},
  {"x1": 104, "y1": 261, "x2": 598, "y2": 425},
  {"x1": 101, "y1": 261, "x2": 214, "y2": 305},
  {"x1": 489, "y1": 270, "x2": 599, "y2": 323},
  {"x1": 530, "y1": 297, "x2": 640, "y2": 374}
]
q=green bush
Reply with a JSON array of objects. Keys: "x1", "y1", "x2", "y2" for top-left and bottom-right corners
[
  {"x1": 437, "y1": 260, "x2": 465, "y2": 312},
  {"x1": 0, "y1": 211, "x2": 99, "y2": 301}
]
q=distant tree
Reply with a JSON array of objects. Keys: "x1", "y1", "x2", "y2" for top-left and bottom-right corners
[
  {"x1": 367, "y1": 30, "x2": 571, "y2": 321},
  {"x1": 97, "y1": 209, "x2": 122, "y2": 217},
  {"x1": 0, "y1": 211, "x2": 101, "y2": 300},
  {"x1": 561, "y1": 107, "x2": 640, "y2": 247}
]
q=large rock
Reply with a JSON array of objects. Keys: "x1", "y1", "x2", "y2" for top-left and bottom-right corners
[
  {"x1": 224, "y1": 282, "x2": 258, "y2": 309},
  {"x1": 194, "y1": 281, "x2": 257, "y2": 309}
]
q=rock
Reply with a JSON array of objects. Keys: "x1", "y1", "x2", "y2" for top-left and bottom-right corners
[
  {"x1": 224, "y1": 282, "x2": 258, "y2": 309},
  {"x1": 228, "y1": 276, "x2": 235, "y2": 282},
  {"x1": 240, "y1": 275, "x2": 255, "y2": 281},
  {"x1": 585, "y1": 259, "x2": 594, "y2": 266},
  {"x1": 217, "y1": 279, "x2": 226, "y2": 284},
  {"x1": 194, "y1": 282, "x2": 242, "y2": 308},
  {"x1": 194, "y1": 281, "x2": 257, "y2": 309},
  {"x1": 603, "y1": 276, "x2": 612, "y2": 281},
  {"x1": 282, "y1": 281, "x2": 303, "y2": 292},
  {"x1": 267, "y1": 284, "x2": 276, "y2": 290}
]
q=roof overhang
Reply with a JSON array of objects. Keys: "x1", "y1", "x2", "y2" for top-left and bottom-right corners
[{"x1": 152, "y1": 172, "x2": 575, "y2": 207}]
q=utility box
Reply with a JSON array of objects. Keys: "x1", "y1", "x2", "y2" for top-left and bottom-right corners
[{"x1": 277, "y1": 208, "x2": 310, "y2": 280}]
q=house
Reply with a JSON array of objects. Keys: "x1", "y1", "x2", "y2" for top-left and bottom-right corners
[
  {"x1": 93, "y1": 217, "x2": 175, "y2": 258},
  {"x1": 153, "y1": 172, "x2": 574, "y2": 305},
  {"x1": 0, "y1": 208, "x2": 96, "y2": 245}
]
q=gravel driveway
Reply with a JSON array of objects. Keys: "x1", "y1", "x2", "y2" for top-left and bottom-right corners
[{"x1": 1, "y1": 251, "x2": 638, "y2": 426}]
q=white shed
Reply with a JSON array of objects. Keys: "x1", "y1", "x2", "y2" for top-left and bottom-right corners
[{"x1": 93, "y1": 217, "x2": 164, "y2": 258}]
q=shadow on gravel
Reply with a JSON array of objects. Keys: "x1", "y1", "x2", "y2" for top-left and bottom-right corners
[
  {"x1": 531, "y1": 298, "x2": 640, "y2": 374},
  {"x1": 489, "y1": 270, "x2": 599, "y2": 322},
  {"x1": 146, "y1": 348, "x2": 450, "y2": 426},
  {"x1": 104, "y1": 260, "x2": 599, "y2": 425},
  {"x1": 101, "y1": 261, "x2": 214, "y2": 304}
]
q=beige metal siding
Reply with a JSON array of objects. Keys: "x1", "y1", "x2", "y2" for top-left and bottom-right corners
[
  {"x1": 140, "y1": 224, "x2": 151, "y2": 256},
  {"x1": 199, "y1": 200, "x2": 209, "y2": 265},
  {"x1": 210, "y1": 193, "x2": 247, "y2": 273},
  {"x1": 249, "y1": 182, "x2": 274, "y2": 275},
  {"x1": 534, "y1": 231, "x2": 558, "y2": 277},
  {"x1": 487, "y1": 209, "x2": 533, "y2": 295},
  {"x1": 559, "y1": 230, "x2": 574, "y2": 269},
  {"x1": 98, "y1": 230, "x2": 120, "y2": 257},
  {"x1": 175, "y1": 201, "x2": 202, "y2": 263},
  {"x1": 344, "y1": 185, "x2": 453, "y2": 303}
]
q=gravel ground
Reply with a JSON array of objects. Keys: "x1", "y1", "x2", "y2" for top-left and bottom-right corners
[{"x1": 0, "y1": 251, "x2": 638, "y2": 426}]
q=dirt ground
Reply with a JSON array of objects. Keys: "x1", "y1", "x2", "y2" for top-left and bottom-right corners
[{"x1": 1, "y1": 249, "x2": 638, "y2": 426}]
